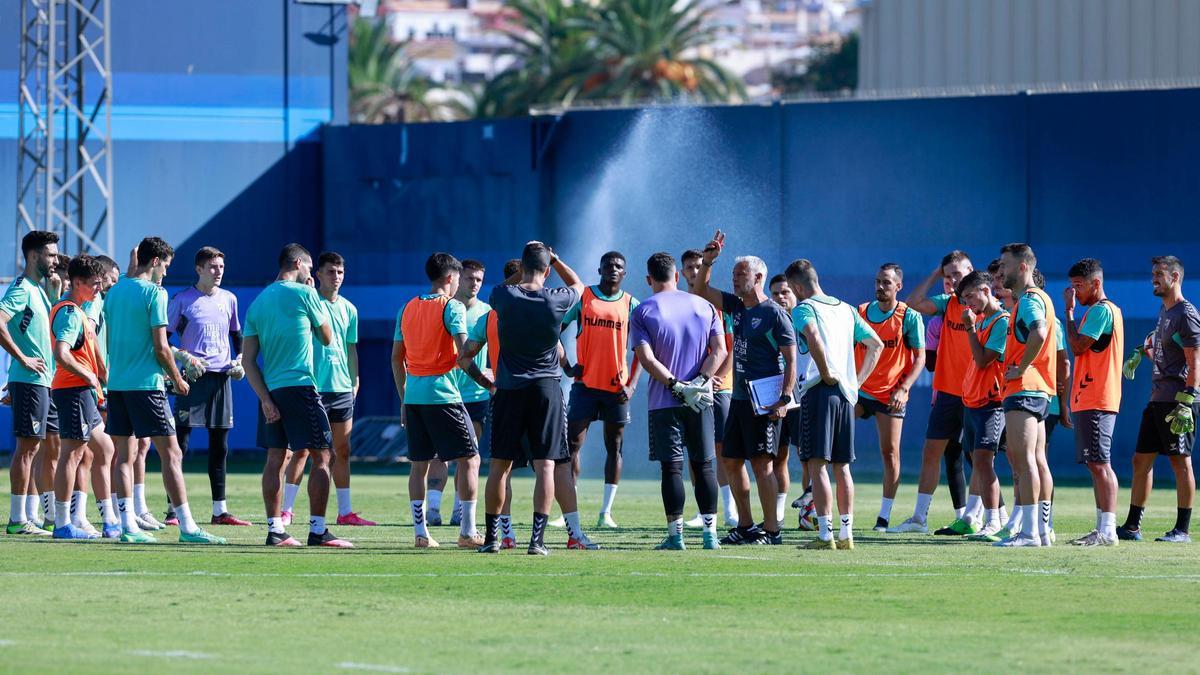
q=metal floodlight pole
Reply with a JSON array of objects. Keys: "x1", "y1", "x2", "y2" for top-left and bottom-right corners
[{"x1": 15, "y1": 0, "x2": 114, "y2": 273}]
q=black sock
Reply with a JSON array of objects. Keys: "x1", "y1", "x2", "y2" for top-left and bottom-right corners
[
  {"x1": 1124, "y1": 504, "x2": 1145, "y2": 531},
  {"x1": 208, "y1": 428, "x2": 229, "y2": 503},
  {"x1": 1175, "y1": 508, "x2": 1192, "y2": 533},
  {"x1": 660, "y1": 459, "x2": 686, "y2": 518},
  {"x1": 531, "y1": 512, "x2": 548, "y2": 546},
  {"x1": 944, "y1": 439, "x2": 967, "y2": 510},
  {"x1": 484, "y1": 513, "x2": 498, "y2": 545}
]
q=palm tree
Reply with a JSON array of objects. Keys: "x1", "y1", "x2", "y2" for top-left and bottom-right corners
[
  {"x1": 574, "y1": 0, "x2": 744, "y2": 105},
  {"x1": 349, "y1": 18, "x2": 446, "y2": 123},
  {"x1": 474, "y1": 0, "x2": 597, "y2": 118}
]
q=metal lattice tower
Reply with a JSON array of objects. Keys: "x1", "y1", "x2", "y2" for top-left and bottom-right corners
[{"x1": 15, "y1": 0, "x2": 114, "y2": 271}]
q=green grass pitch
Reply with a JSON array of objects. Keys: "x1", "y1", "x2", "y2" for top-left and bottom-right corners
[{"x1": 1, "y1": 470, "x2": 1198, "y2": 673}]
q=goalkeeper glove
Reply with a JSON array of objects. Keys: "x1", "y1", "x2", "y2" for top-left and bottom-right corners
[
  {"x1": 681, "y1": 375, "x2": 714, "y2": 412},
  {"x1": 229, "y1": 358, "x2": 245, "y2": 381},
  {"x1": 173, "y1": 349, "x2": 207, "y2": 382},
  {"x1": 1166, "y1": 389, "x2": 1197, "y2": 436},
  {"x1": 1123, "y1": 345, "x2": 1146, "y2": 380}
]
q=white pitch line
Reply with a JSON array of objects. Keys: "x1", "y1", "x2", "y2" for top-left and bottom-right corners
[
  {"x1": 2, "y1": 570, "x2": 1199, "y2": 581},
  {"x1": 0, "y1": 639, "x2": 15, "y2": 647},
  {"x1": 129, "y1": 649, "x2": 214, "y2": 660},
  {"x1": 336, "y1": 662, "x2": 411, "y2": 673}
]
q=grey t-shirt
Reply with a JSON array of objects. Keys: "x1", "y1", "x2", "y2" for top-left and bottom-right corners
[
  {"x1": 487, "y1": 284, "x2": 580, "y2": 389},
  {"x1": 721, "y1": 292, "x2": 796, "y2": 401},
  {"x1": 1151, "y1": 299, "x2": 1200, "y2": 401}
]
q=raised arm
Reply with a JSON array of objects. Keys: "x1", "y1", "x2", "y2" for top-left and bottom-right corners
[
  {"x1": 690, "y1": 230, "x2": 726, "y2": 307},
  {"x1": 906, "y1": 267, "x2": 943, "y2": 316},
  {"x1": 1062, "y1": 288, "x2": 1096, "y2": 355}
]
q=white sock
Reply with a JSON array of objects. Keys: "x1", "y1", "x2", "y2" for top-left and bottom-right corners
[
  {"x1": 564, "y1": 511, "x2": 583, "y2": 540},
  {"x1": 1021, "y1": 504, "x2": 1037, "y2": 537},
  {"x1": 54, "y1": 501, "x2": 71, "y2": 528},
  {"x1": 1006, "y1": 505, "x2": 1022, "y2": 533},
  {"x1": 1095, "y1": 508, "x2": 1102, "y2": 530},
  {"x1": 878, "y1": 497, "x2": 894, "y2": 522},
  {"x1": 71, "y1": 491, "x2": 88, "y2": 526},
  {"x1": 118, "y1": 498, "x2": 140, "y2": 532},
  {"x1": 309, "y1": 514, "x2": 326, "y2": 535},
  {"x1": 10, "y1": 494, "x2": 26, "y2": 523},
  {"x1": 427, "y1": 490, "x2": 443, "y2": 515},
  {"x1": 1100, "y1": 511, "x2": 1117, "y2": 538},
  {"x1": 411, "y1": 500, "x2": 428, "y2": 537},
  {"x1": 336, "y1": 488, "x2": 352, "y2": 517},
  {"x1": 212, "y1": 499, "x2": 227, "y2": 518},
  {"x1": 720, "y1": 485, "x2": 736, "y2": 519},
  {"x1": 40, "y1": 487, "x2": 53, "y2": 521},
  {"x1": 914, "y1": 493, "x2": 932, "y2": 523},
  {"x1": 133, "y1": 484, "x2": 148, "y2": 515},
  {"x1": 267, "y1": 516, "x2": 285, "y2": 534},
  {"x1": 601, "y1": 483, "x2": 619, "y2": 515},
  {"x1": 999, "y1": 505, "x2": 1008, "y2": 526},
  {"x1": 701, "y1": 513, "x2": 716, "y2": 534},
  {"x1": 175, "y1": 503, "x2": 199, "y2": 535},
  {"x1": 984, "y1": 508, "x2": 999, "y2": 527},
  {"x1": 817, "y1": 515, "x2": 833, "y2": 541},
  {"x1": 499, "y1": 514, "x2": 514, "y2": 539},
  {"x1": 98, "y1": 498, "x2": 117, "y2": 526},
  {"x1": 964, "y1": 495, "x2": 982, "y2": 525},
  {"x1": 452, "y1": 493, "x2": 462, "y2": 521},
  {"x1": 668, "y1": 517, "x2": 683, "y2": 538},
  {"x1": 460, "y1": 500, "x2": 477, "y2": 536},
  {"x1": 954, "y1": 506, "x2": 966, "y2": 519},
  {"x1": 282, "y1": 483, "x2": 300, "y2": 512},
  {"x1": 839, "y1": 513, "x2": 853, "y2": 539},
  {"x1": 1042, "y1": 499, "x2": 1053, "y2": 530},
  {"x1": 112, "y1": 496, "x2": 122, "y2": 519},
  {"x1": 775, "y1": 492, "x2": 788, "y2": 524}
]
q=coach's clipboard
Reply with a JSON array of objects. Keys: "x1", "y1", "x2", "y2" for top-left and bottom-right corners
[{"x1": 748, "y1": 374, "x2": 800, "y2": 416}]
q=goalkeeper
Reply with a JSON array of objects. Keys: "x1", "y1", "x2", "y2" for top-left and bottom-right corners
[
  {"x1": 630, "y1": 252, "x2": 728, "y2": 550},
  {"x1": 164, "y1": 246, "x2": 250, "y2": 527},
  {"x1": 1118, "y1": 255, "x2": 1200, "y2": 544},
  {"x1": 786, "y1": 258, "x2": 883, "y2": 550}
]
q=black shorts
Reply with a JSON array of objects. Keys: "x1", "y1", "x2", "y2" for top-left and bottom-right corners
[
  {"x1": 320, "y1": 391, "x2": 356, "y2": 424},
  {"x1": 256, "y1": 386, "x2": 331, "y2": 451},
  {"x1": 1045, "y1": 412, "x2": 1059, "y2": 441},
  {"x1": 9, "y1": 381, "x2": 50, "y2": 439},
  {"x1": 648, "y1": 405, "x2": 715, "y2": 464},
  {"x1": 567, "y1": 383, "x2": 631, "y2": 426},
  {"x1": 713, "y1": 392, "x2": 731, "y2": 443},
  {"x1": 1135, "y1": 401, "x2": 1198, "y2": 457},
  {"x1": 463, "y1": 399, "x2": 489, "y2": 426},
  {"x1": 778, "y1": 406, "x2": 802, "y2": 448},
  {"x1": 721, "y1": 397, "x2": 781, "y2": 459},
  {"x1": 404, "y1": 403, "x2": 477, "y2": 462},
  {"x1": 52, "y1": 386, "x2": 103, "y2": 442},
  {"x1": 107, "y1": 390, "x2": 176, "y2": 438},
  {"x1": 174, "y1": 371, "x2": 233, "y2": 429},
  {"x1": 490, "y1": 379, "x2": 569, "y2": 463},
  {"x1": 481, "y1": 399, "x2": 528, "y2": 468},
  {"x1": 1003, "y1": 394, "x2": 1050, "y2": 422},
  {"x1": 46, "y1": 399, "x2": 59, "y2": 434},
  {"x1": 925, "y1": 392, "x2": 964, "y2": 440},
  {"x1": 963, "y1": 404, "x2": 1004, "y2": 452},
  {"x1": 799, "y1": 383, "x2": 855, "y2": 464},
  {"x1": 1075, "y1": 409, "x2": 1117, "y2": 464},
  {"x1": 857, "y1": 395, "x2": 905, "y2": 419}
]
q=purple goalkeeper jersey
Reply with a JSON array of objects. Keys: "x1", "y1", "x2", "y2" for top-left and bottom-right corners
[
  {"x1": 629, "y1": 289, "x2": 722, "y2": 411},
  {"x1": 166, "y1": 286, "x2": 240, "y2": 371}
]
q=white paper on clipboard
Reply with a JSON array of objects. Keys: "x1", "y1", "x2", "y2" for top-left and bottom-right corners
[{"x1": 748, "y1": 374, "x2": 800, "y2": 416}]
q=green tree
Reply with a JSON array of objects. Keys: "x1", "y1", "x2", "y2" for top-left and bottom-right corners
[
  {"x1": 349, "y1": 18, "x2": 469, "y2": 123},
  {"x1": 577, "y1": 0, "x2": 744, "y2": 104},
  {"x1": 772, "y1": 33, "x2": 858, "y2": 97}
]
